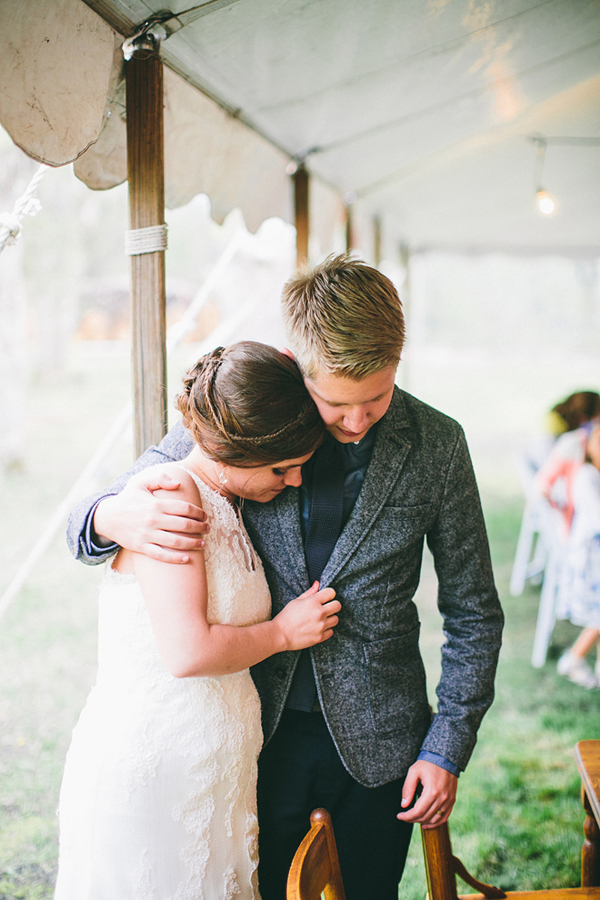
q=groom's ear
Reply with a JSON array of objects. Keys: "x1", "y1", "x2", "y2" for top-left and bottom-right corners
[{"x1": 281, "y1": 347, "x2": 296, "y2": 361}]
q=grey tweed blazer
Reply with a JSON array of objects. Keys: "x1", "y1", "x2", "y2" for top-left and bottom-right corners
[{"x1": 67, "y1": 388, "x2": 503, "y2": 788}]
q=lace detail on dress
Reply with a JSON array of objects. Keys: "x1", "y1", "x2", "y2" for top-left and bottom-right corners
[
  {"x1": 104, "y1": 562, "x2": 137, "y2": 586},
  {"x1": 224, "y1": 865, "x2": 242, "y2": 899},
  {"x1": 54, "y1": 466, "x2": 271, "y2": 900},
  {"x1": 132, "y1": 849, "x2": 158, "y2": 900},
  {"x1": 175, "y1": 465, "x2": 260, "y2": 575}
]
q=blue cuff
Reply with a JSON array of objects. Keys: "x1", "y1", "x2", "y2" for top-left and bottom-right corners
[
  {"x1": 417, "y1": 751, "x2": 461, "y2": 777},
  {"x1": 84, "y1": 497, "x2": 119, "y2": 558}
]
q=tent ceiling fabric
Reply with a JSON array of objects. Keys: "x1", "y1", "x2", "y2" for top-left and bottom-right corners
[{"x1": 1, "y1": 0, "x2": 599, "y2": 254}]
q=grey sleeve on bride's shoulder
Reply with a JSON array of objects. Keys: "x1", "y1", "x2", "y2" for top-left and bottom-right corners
[{"x1": 66, "y1": 419, "x2": 195, "y2": 565}]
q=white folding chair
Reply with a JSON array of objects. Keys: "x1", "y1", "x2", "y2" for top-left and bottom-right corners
[
  {"x1": 530, "y1": 498, "x2": 566, "y2": 668},
  {"x1": 510, "y1": 453, "x2": 549, "y2": 597},
  {"x1": 510, "y1": 451, "x2": 567, "y2": 667}
]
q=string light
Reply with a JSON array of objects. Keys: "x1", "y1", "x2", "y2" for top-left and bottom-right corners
[
  {"x1": 530, "y1": 134, "x2": 557, "y2": 217},
  {"x1": 536, "y1": 189, "x2": 556, "y2": 216},
  {"x1": 528, "y1": 134, "x2": 600, "y2": 217}
]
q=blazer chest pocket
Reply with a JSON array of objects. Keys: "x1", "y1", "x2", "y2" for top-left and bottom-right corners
[
  {"x1": 375, "y1": 505, "x2": 433, "y2": 551},
  {"x1": 363, "y1": 628, "x2": 428, "y2": 736}
]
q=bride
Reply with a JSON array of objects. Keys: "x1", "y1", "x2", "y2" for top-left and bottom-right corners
[{"x1": 54, "y1": 342, "x2": 340, "y2": 900}]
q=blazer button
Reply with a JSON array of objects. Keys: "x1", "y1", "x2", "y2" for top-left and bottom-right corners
[{"x1": 275, "y1": 668, "x2": 286, "y2": 679}]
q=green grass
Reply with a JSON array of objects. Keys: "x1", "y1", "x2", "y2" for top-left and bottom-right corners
[
  {"x1": 401, "y1": 493, "x2": 600, "y2": 899},
  {"x1": 1, "y1": 348, "x2": 600, "y2": 899},
  {"x1": 0, "y1": 346, "x2": 130, "y2": 900},
  {"x1": 0, "y1": 558, "x2": 99, "y2": 899}
]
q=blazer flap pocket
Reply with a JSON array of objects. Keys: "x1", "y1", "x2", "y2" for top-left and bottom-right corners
[
  {"x1": 363, "y1": 629, "x2": 420, "y2": 663},
  {"x1": 363, "y1": 629, "x2": 429, "y2": 736}
]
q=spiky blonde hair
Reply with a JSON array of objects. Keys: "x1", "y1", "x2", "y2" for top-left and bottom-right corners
[{"x1": 281, "y1": 255, "x2": 405, "y2": 380}]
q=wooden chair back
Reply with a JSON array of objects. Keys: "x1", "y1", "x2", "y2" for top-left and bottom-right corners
[
  {"x1": 287, "y1": 808, "x2": 347, "y2": 900},
  {"x1": 421, "y1": 823, "x2": 506, "y2": 900},
  {"x1": 422, "y1": 821, "x2": 600, "y2": 900}
]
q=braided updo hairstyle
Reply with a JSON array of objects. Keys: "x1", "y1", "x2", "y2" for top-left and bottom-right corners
[{"x1": 176, "y1": 342, "x2": 325, "y2": 466}]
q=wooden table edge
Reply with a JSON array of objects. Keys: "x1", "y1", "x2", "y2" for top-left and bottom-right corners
[{"x1": 575, "y1": 741, "x2": 600, "y2": 827}]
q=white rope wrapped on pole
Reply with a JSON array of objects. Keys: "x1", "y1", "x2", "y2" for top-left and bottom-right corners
[
  {"x1": 0, "y1": 229, "x2": 257, "y2": 624},
  {"x1": 125, "y1": 224, "x2": 168, "y2": 255},
  {"x1": 0, "y1": 163, "x2": 49, "y2": 254}
]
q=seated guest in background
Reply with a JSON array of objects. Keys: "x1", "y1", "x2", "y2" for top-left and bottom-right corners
[
  {"x1": 536, "y1": 391, "x2": 600, "y2": 535},
  {"x1": 555, "y1": 426, "x2": 600, "y2": 689}
]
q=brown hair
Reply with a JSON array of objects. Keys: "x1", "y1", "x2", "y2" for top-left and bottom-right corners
[
  {"x1": 281, "y1": 254, "x2": 405, "y2": 380},
  {"x1": 176, "y1": 342, "x2": 325, "y2": 466},
  {"x1": 553, "y1": 391, "x2": 600, "y2": 433}
]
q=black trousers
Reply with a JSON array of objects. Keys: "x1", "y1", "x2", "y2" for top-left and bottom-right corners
[{"x1": 257, "y1": 709, "x2": 413, "y2": 900}]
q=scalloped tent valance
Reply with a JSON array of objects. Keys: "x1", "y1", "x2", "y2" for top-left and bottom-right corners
[{"x1": 0, "y1": 0, "x2": 343, "y2": 252}]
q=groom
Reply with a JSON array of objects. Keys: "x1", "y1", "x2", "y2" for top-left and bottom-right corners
[{"x1": 68, "y1": 255, "x2": 503, "y2": 900}]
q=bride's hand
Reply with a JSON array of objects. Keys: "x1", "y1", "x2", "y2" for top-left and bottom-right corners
[
  {"x1": 274, "y1": 582, "x2": 340, "y2": 651},
  {"x1": 93, "y1": 469, "x2": 209, "y2": 564}
]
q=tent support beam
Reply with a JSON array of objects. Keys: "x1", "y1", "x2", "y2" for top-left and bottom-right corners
[
  {"x1": 345, "y1": 202, "x2": 354, "y2": 253},
  {"x1": 294, "y1": 164, "x2": 309, "y2": 269},
  {"x1": 398, "y1": 243, "x2": 411, "y2": 391},
  {"x1": 126, "y1": 47, "x2": 168, "y2": 457},
  {"x1": 373, "y1": 215, "x2": 382, "y2": 267}
]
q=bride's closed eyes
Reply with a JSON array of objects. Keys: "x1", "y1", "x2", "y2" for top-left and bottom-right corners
[{"x1": 272, "y1": 464, "x2": 302, "y2": 476}]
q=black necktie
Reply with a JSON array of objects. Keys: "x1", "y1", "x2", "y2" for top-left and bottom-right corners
[{"x1": 286, "y1": 437, "x2": 345, "y2": 712}]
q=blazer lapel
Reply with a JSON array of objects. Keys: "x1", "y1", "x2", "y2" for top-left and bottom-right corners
[
  {"x1": 275, "y1": 487, "x2": 309, "y2": 593},
  {"x1": 245, "y1": 486, "x2": 308, "y2": 597},
  {"x1": 320, "y1": 388, "x2": 412, "y2": 584}
]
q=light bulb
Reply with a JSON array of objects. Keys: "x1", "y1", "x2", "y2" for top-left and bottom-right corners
[{"x1": 536, "y1": 189, "x2": 556, "y2": 216}]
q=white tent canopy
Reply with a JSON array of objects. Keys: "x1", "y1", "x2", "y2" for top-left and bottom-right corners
[{"x1": 1, "y1": 0, "x2": 599, "y2": 257}]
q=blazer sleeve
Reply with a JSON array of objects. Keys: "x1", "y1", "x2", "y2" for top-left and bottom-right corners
[
  {"x1": 66, "y1": 419, "x2": 195, "y2": 565},
  {"x1": 420, "y1": 428, "x2": 504, "y2": 771}
]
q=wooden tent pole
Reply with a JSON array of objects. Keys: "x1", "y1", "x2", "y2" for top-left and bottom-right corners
[
  {"x1": 293, "y1": 163, "x2": 309, "y2": 269},
  {"x1": 373, "y1": 215, "x2": 382, "y2": 267},
  {"x1": 345, "y1": 202, "x2": 354, "y2": 253},
  {"x1": 398, "y1": 243, "x2": 411, "y2": 392},
  {"x1": 125, "y1": 45, "x2": 167, "y2": 457}
]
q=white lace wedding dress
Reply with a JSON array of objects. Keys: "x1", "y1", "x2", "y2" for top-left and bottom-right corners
[{"x1": 55, "y1": 470, "x2": 271, "y2": 900}]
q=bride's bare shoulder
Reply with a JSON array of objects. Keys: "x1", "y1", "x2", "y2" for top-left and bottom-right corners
[
  {"x1": 113, "y1": 463, "x2": 204, "y2": 574},
  {"x1": 152, "y1": 462, "x2": 204, "y2": 505}
]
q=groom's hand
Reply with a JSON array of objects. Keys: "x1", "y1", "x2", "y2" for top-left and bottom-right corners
[
  {"x1": 93, "y1": 470, "x2": 208, "y2": 564},
  {"x1": 396, "y1": 760, "x2": 458, "y2": 828}
]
